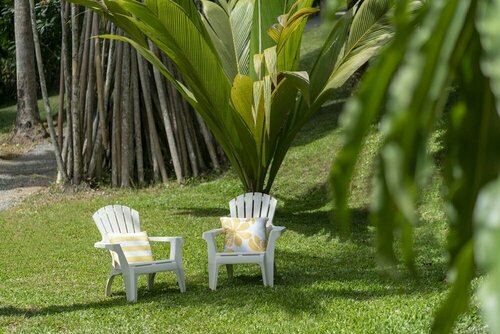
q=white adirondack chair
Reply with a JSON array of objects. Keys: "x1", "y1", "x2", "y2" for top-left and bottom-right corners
[
  {"x1": 92, "y1": 205, "x2": 186, "y2": 302},
  {"x1": 202, "y1": 193, "x2": 286, "y2": 290}
]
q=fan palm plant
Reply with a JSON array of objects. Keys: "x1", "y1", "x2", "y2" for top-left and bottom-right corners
[{"x1": 71, "y1": 0, "x2": 415, "y2": 192}]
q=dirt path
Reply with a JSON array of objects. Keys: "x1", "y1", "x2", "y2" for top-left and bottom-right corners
[{"x1": 0, "y1": 140, "x2": 57, "y2": 211}]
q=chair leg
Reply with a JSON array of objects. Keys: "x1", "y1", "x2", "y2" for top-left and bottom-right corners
[
  {"x1": 265, "y1": 260, "x2": 275, "y2": 287},
  {"x1": 105, "y1": 270, "x2": 120, "y2": 296},
  {"x1": 208, "y1": 262, "x2": 219, "y2": 291},
  {"x1": 176, "y1": 266, "x2": 186, "y2": 293},
  {"x1": 226, "y1": 264, "x2": 234, "y2": 280},
  {"x1": 147, "y1": 273, "x2": 156, "y2": 291},
  {"x1": 124, "y1": 272, "x2": 138, "y2": 302},
  {"x1": 260, "y1": 263, "x2": 268, "y2": 287}
]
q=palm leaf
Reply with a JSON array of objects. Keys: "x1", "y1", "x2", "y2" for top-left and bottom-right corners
[
  {"x1": 313, "y1": 1, "x2": 395, "y2": 107},
  {"x1": 202, "y1": 0, "x2": 254, "y2": 79},
  {"x1": 309, "y1": 8, "x2": 353, "y2": 100},
  {"x1": 250, "y1": 0, "x2": 288, "y2": 78},
  {"x1": 112, "y1": 0, "x2": 231, "y2": 117},
  {"x1": 230, "y1": 0, "x2": 254, "y2": 75},
  {"x1": 202, "y1": 0, "x2": 239, "y2": 80}
]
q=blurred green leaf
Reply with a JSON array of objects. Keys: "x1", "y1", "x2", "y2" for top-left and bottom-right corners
[{"x1": 475, "y1": 177, "x2": 500, "y2": 334}]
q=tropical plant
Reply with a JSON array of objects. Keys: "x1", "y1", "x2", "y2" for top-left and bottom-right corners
[
  {"x1": 70, "y1": 0, "x2": 415, "y2": 192},
  {"x1": 330, "y1": 0, "x2": 500, "y2": 332}
]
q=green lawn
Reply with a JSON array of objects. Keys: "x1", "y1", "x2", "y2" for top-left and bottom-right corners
[
  {"x1": 0, "y1": 101, "x2": 486, "y2": 332},
  {"x1": 0, "y1": 23, "x2": 486, "y2": 333}
]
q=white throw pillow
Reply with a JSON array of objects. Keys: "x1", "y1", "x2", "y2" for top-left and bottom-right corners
[{"x1": 220, "y1": 217, "x2": 268, "y2": 253}]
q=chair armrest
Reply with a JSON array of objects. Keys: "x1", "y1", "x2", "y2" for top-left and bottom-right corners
[
  {"x1": 269, "y1": 225, "x2": 286, "y2": 234},
  {"x1": 202, "y1": 228, "x2": 223, "y2": 258},
  {"x1": 202, "y1": 228, "x2": 224, "y2": 238},
  {"x1": 148, "y1": 236, "x2": 184, "y2": 262},
  {"x1": 94, "y1": 241, "x2": 108, "y2": 249},
  {"x1": 266, "y1": 226, "x2": 286, "y2": 257},
  {"x1": 94, "y1": 242, "x2": 130, "y2": 268}
]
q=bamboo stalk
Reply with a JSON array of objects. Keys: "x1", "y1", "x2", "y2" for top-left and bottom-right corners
[
  {"x1": 136, "y1": 53, "x2": 168, "y2": 183},
  {"x1": 195, "y1": 112, "x2": 221, "y2": 171},
  {"x1": 149, "y1": 42, "x2": 183, "y2": 182},
  {"x1": 71, "y1": 3, "x2": 82, "y2": 184},
  {"x1": 131, "y1": 49, "x2": 144, "y2": 186},
  {"x1": 93, "y1": 14, "x2": 108, "y2": 151},
  {"x1": 84, "y1": 22, "x2": 96, "y2": 172},
  {"x1": 111, "y1": 38, "x2": 123, "y2": 187},
  {"x1": 120, "y1": 42, "x2": 132, "y2": 187},
  {"x1": 57, "y1": 63, "x2": 64, "y2": 150}
]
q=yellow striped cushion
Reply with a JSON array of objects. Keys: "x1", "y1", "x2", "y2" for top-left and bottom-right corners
[{"x1": 108, "y1": 231, "x2": 153, "y2": 264}]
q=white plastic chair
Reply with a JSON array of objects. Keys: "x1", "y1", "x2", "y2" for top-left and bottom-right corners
[
  {"x1": 202, "y1": 193, "x2": 286, "y2": 290},
  {"x1": 92, "y1": 205, "x2": 186, "y2": 302}
]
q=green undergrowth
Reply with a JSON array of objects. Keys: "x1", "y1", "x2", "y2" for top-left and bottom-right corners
[{"x1": 0, "y1": 25, "x2": 486, "y2": 333}]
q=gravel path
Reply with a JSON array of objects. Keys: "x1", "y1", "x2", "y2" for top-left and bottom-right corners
[{"x1": 0, "y1": 141, "x2": 57, "y2": 211}]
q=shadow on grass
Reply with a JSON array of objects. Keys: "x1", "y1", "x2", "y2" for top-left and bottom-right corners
[
  {"x1": 174, "y1": 207, "x2": 228, "y2": 218},
  {"x1": 0, "y1": 253, "x2": 446, "y2": 319},
  {"x1": 0, "y1": 299, "x2": 124, "y2": 318},
  {"x1": 290, "y1": 101, "x2": 344, "y2": 148}
]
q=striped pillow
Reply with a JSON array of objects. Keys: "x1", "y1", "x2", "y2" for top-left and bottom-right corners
[{"x1": 108, "y1": 231, "x2": 153, "y2": 265}]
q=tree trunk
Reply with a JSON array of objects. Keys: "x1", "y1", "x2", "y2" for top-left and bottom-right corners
[
  {"x1": 111, "y1": 39, "x2": 123, "y2": 187},
  {"x1": 131, "y1": 49, "x2": 145, "y2": 186},
  {"x1": 28, "y1": 0, "x2": 67, "y2": 183},
  {"x1": 120, "y1": 42, "x2": 133, "y2": 187},
  {"x1": 71, "y1": 4, "x2": 82, "y2": 185},
  {"x1": 12, "y1": 0, "x2": 45, "y2": 143}
]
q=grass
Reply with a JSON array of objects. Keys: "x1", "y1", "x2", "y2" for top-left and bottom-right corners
[
  {"x1": 0, "y1": 24, "x2": 486, "y2": 333},
  {"x1": 0, "y1": 103, "x2": 486, "y2": 332}
]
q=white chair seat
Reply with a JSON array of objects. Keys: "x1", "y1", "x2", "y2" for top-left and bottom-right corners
[
  {"x1": 93, "y1": 205, "x2": 186, "y2": 302},
  {"x1": 216, "y1": 252, "x2": 265, "y2": 256}
]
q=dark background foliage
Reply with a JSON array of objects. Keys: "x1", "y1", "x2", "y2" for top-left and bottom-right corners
[{"x1": 0, "y1": 0, "x2": 61, "y2": 105}]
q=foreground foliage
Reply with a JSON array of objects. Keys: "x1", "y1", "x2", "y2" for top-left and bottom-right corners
[{"x1": 330, "y1": 0, "x2": 500, "y2": 332}]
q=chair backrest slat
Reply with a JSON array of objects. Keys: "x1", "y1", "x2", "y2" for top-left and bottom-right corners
[
  {"x1": 94, "y1": 213, "x2": 111, "y2": 241},
  {"x1": 103, "y1": 206, "x2": 119, "y2": 233},
  {"x1": 114, "y1": 205, "x2": 128, "y2": 233},
  {"x1": 260, "y1": 195, "x2": 271, "y2": 218},
  {"x1": 131, "y1": 208, "x2": 141, "y2": 233},
  {"x1": 267, "y1": 197, "x2": 277, "y2": 224},
  {"x1": 229, "y1": 200, "x2": 237, "y2": 218},
  {"x1": 252, "y1": 193, "x2": 262, "y2": 218},
  {"x1": 121, "y1": 206, "x2": 133, "y2": 233},
  {"x1": 93, "y1": 205, "x2": 142, "y2": 241},
  {"x1": 236, "y1": 196, "x2": 245, "y2": 218},
  {"x1": 244, "y1": 193, "x2": 253, "y2": 217},
  {"x1": 229, "y1": 192, "x2": 277, "y2": 226}
]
